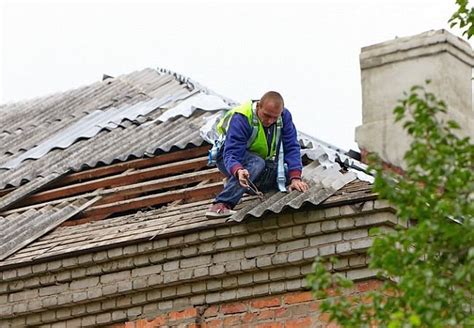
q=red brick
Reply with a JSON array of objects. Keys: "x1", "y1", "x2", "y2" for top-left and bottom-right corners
[
  {"x1": 203, "y1": 319, "x2": 223, "y2": 328},
  {"x1": 170, "y1": 307, "x2": 198, "y2": 321},
  {"x1": 242, "y1": 312, "x2": 257, "y2": 323},
  {"x1": 109, "y1": 324, "x2": 126, "y2": 328},
  {"x1": 285, "y1": 317, "x2": 312, "y2": 328},
  {"x1": 255, "y1": 323, "x2": 283, "y2": 328},
  {"x1": 257, "y1": 309, "x2": 275, "y2": 320},
  {"x1": 283, "y1": 292, "x2": 313, "y2": 304},
  {"x1": 327, "y1": 323, "x2": 341, "y2": 328},
  {"x1": 223, "y1": 315, "x2": 241, "y2": 326},
  {"x1": 203, "y1": 305, "x2": 219, "y2": 318},
  {"x1": 125, "y1": 322, "x2": 135, "y2": 328},
  {"x1": 251, "y1": 297, "x2": 280, "y2": 309},
  {"x1": 147, "y1": 316, "x2": 167, "y2": 327},
  {"x1": 361, "y1": 294, "x2": 373, "y2": 304},
  {"x1": 326, "y1": 287, "x2": 338, "y2": 297},
  {"x1": 309, "y1": 301, "x2": 321, "y2": 311},
  {"x1": 135, "y1": 320, "x2": 147, "y2": 328},
  {"x1": 318, "y1": 313, "x2": 331, "y2": 323},
  {"x1": 186, "y1": 324, "x2": 200, "y2": 328},
  {"x1": 221, "y1": 303, "x2": 247, "y2": 314},
  {"x1": 275, "y1": 307, "x2": 290, "y2": 318},
  {"x1": 357, "y1": 280, "x2": 382, "y2": 292}
]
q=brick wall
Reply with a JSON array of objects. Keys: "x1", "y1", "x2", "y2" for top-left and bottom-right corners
[
  {"x1": 0, "y1": 200, "x2": 398, "y2": 327},
  {"x1": 114, "y1": 281, "x2": 382, "y2": 327}
]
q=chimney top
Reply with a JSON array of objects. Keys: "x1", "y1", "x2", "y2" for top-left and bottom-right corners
[
  {"x1": 361, "y1": 29, "x2": 474, "y2": 70},
  {"x1": 355, "y1": 29, "x2": 474, "y2": 168}
]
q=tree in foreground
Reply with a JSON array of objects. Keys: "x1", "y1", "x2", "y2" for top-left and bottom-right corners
[
  {"x1": 449, "y1": 0, "x2": 474, "y2": 38},
  {"x1": 307, "y1": 82, "x2": 473, "y2": 327},
  {"x1": 308, "y1": 3, "x2": 473, "y2": 326}
]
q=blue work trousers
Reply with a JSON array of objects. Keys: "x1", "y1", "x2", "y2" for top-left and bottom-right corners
[{"x1": 214, "y1": 151, "x2": 284, "y2": 208}]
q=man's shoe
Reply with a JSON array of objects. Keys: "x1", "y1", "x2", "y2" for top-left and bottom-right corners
[{"x1": 205, "y1": 203, "x2": 236, "y2": 218}]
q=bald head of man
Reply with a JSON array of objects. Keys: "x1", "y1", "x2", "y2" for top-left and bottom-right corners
[{"x1": 256, "y1": 91, "x2": 285, "y2": 127}]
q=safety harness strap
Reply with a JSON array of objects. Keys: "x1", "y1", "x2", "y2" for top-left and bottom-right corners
[
  {"x1": 274, "y1": 117, "x2": 287, "y2": 192},
  {"x1": 248, "y1": 103, "x2": 260, "y2": 148}
]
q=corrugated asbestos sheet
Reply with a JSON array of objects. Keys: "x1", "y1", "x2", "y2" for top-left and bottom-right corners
[
  {"x1": 0, "y1": 69, "x2": 204, "y2": 206},
  {"x1": 0, "y1": 67, "x2": 374, "y2": 265},
  {"x1": 0, "y1": 197, "x2": 98, "y2": 261},
  {"x1": 1, "y1": 96, "x2": 178, "y2": 170},
  {"x1": 230, "y1": 161, "x2": 356, "y2": 222}
]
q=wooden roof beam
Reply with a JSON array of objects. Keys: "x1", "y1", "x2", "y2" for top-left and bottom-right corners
[
  {"x1": 8, "y1": 168, "x2": 222, "y2": 213},
  {"x1": 81, "y1": 182, "x2": 223, "y2": 218},
  {"x1": 18, "y1": 156, "x2": 209, "y2": 205},
  {"x1": 50, "y1": 145, "x2": 210, "y2": 187},
  {"x1": 91, "y1": 169, "x2": 223, "y2": 206}
]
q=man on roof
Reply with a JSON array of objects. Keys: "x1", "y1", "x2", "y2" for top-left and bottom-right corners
[{"x1": 206, "y1": 91, "x2": 309, "y2": 218}]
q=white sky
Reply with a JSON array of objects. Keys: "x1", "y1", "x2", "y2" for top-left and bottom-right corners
[{"x1": 0, "y1": 0, "x2": 471, "y2": 151}]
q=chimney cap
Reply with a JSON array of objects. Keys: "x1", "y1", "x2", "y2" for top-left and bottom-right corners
[{"x1": 360, "y1": 29, "x2": 474, "y2": 69}]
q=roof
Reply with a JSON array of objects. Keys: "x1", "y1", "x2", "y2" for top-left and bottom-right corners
[{"x1": 0, "y1": 67, "x2": 374, "y2": 268}]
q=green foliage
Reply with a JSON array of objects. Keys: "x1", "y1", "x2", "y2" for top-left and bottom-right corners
[
  {"x1": 307, "y1": 83, "x2": 474, "y2": 327},
  {"x1": 449, "y1": 0, "x2": 474, "y2": 39}
]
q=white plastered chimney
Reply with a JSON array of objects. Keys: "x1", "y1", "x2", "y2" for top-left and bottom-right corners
[{"x1": 355, "y1": 29, "x2": 474, "y2": 168}]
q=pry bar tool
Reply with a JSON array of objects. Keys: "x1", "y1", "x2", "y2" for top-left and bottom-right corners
[{"x1": 246, "y1": 178, "x2": 264, "y2": 201}]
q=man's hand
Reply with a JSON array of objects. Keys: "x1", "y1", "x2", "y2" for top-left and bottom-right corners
[
  {"x1": 236, "y1": 169, "x2": 250, "y2": 188},
  {"x1": 288, "y1": 178, "x2": 309, "y2": 192}
]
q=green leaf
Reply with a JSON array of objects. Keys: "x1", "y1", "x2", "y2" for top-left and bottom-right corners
[
  {"x1": 409, "y1": 314, "x2": 421, "y2": 326},
  {"x1": 447, "y1": 120, "x2": 461, "y2": 129}
]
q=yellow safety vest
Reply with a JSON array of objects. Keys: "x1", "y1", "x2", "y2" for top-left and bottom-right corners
[{"x1": 216, "y1": 100, "x2": 282, "y2": 160}]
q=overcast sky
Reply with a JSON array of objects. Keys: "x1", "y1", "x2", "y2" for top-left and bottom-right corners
[{"x1": 1, "y1": 0, "x2": 471, "y2": 151}]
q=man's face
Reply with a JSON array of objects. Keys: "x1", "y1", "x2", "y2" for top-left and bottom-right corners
[{"x1": 257, "y1": 100, "x2": 283, "y2": 127}]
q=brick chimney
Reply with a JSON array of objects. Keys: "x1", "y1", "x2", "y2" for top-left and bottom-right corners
[{"x1": 355, "y1": 29, "x2": 474, "y2": 168}]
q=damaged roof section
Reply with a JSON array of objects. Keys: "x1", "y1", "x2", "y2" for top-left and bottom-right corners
[
  {"x1": 0, "y1": 145, "x2": 224, "y2": 263},
  {"x1": 0, "y1": 197, "x2": 98, "y2": 261},
  {"x1": 0, "y1": 67, "x2": 374, "y2": 265},
  {"x1": 0, "y1": 176, "x2": 376, "y2": 270}
]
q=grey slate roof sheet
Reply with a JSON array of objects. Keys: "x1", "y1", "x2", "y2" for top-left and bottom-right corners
[
  {"x1": 230, "y1": 161, "x2": 357, "y2": 222},
  {"x1": 0, "y1": 69, "x2": 197, "y2": 188},
  {"x1": 0, "y1": 96, "x2": 177, "y2": 170},
  {"x1": 0, "y1": 197, "x2": 96, "y2": 261}
]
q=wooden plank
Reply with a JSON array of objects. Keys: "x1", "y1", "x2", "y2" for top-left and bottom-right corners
[
  {"x1": 61, "y1": 213, "x2": 112, "y2": 227},
  {"x1": 0, "y1": 187, "x2": 14, "y2": 198},
  {"x1": 49, "y1": 145, "x2": 211, "y2": 187},
  {"x1": 18, "y1": 156, "x2": 209, "y2": 206},
  {"x1": 13, "y1": 168, "x2": 222, "y2": 212},
  {"x1": 82, "y1": 182, "x2": 223, "y2": 218},
  {"x1": 91, "y1": 169, "x2": 222, "y2": 206}
]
